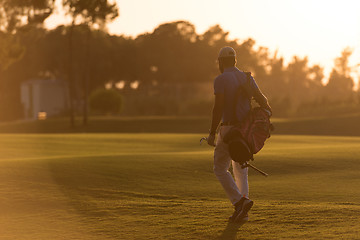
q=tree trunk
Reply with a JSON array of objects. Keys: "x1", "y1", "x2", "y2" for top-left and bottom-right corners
[
  {"x1": 68, "y1": 21, "x2": 75, "y2": 127},
  {"x1": 82, "y1": 26, "x2": 91, "y2": 126}
]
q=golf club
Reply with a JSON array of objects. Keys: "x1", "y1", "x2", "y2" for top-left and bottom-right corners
[
  {"x1": 200, "y1": 136, "x2": 269, "y2": 177},
  {"x1": 241, "y1": 162, "x2": 268, "y2": 177},
  {"x1": 200, "y1": 137, "x2": 207, "y2": 145}
]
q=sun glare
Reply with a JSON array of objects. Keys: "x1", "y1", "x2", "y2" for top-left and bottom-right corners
[{"x1": 221, "y1": 0, "x2": 360, "y2": 81}]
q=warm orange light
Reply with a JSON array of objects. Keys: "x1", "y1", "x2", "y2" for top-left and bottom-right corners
[{"x1": 38, "y1": 112, "x2": 47, "y2": 120}]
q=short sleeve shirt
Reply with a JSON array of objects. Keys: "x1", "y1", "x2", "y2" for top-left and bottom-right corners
[{"x1": 214, "y1": 67, "x2": 259, "y2": 122}]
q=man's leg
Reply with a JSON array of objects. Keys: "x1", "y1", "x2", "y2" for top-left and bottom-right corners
[
  {"x1": 231, "y1": 161, "x2": 253, "y2": 222},
  {"x1": 213, "y1": 126, "x2": 242, "y2": 205},
  {"x1": 232, "y1": 161, "x2": 249, "y2": 198}
]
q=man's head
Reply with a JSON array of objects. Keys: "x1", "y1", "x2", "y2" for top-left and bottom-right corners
[{"x1": 218, "y1": 46, "x2": 236, "y2": 73}]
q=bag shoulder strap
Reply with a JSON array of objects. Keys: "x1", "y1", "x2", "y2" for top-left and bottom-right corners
[
  {"x1": 243, "y1": 72, "x2": 254, "y2": 99},
  {"x1": 232, "y1": 71, "x2": 253, "y2": 122}
]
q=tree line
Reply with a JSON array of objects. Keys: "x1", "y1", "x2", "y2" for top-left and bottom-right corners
[
  {"x1": 0, "y1": 0, "x2": 118, "y2": 123},
  {"x1": 0, "y1": 1, "x2": 359, "y2": 122}
]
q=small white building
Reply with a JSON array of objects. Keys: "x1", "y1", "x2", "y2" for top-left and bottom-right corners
[{"x1": 21, "y1": 79, "x2": 69, "y2": 120}]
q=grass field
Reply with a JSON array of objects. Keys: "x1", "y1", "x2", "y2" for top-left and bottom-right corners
[
  {"x1": 0, "y1": 133, "x2": 359, "y2": 239},
  {"x1": 3, "y1": 113, "x2": 360, "y2": 136}
]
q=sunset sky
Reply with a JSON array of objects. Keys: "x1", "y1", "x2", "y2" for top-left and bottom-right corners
[{"x1": 46, "y1": 0, "x2": 360, "y2": 80}]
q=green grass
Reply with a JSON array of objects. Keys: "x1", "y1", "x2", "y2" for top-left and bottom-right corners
[
  {"x1": 0, "y1": 133, "x2": 359, "y2": 239},
  {"x1": 3, "y1": 113, "x2": 360, "y2": 136}
]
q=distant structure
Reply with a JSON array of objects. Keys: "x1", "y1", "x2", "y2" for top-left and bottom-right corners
[{"x1": 21, "y1": 79, "x2": 69, "y2": 120}]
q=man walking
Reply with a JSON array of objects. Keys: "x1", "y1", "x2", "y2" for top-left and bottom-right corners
[{"x1": 207, "y1": 46, "x2": 271, "y2": 222}]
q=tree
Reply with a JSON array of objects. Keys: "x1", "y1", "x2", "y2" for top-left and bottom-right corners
[
  {"x1": 136, "y1": 21, "x2": 199, "y2": 84},
  {"x1": 62, "y1": 0, "x2": 119, "y2": 126},
  {"x1": 2, "y1": 17, "x2": 358, "y2": 119},
  {"x1": 308, "y1": 64, "x2": 324, "y2": 100},
  {"x1": 0, "y1": 0, "x2": 54, "y2": 33},
  {"x1": 0, "y1": 0, "x2": 55, "y2": 121},
  {"x1": 0, "y1": 33, "x2": 24, "y2": 71},
  {"x1": 262, "y1": 52, "x2": 288, "y2": 114},
  {"x1": 135, "y1": 20, "x2": 203, "y2": 104},
  {"x1": 0, "y1": 0, "x2": 54, "y2": 70},
  {"x1": 325, "y1": 48, "x2": 354, "y2": 102},
  {"x1": 89, "y1": 88, "x2": 122, "y2": 115},
  {"x1": 286, "y1": 56, "x2": 312, "y2": 103}
]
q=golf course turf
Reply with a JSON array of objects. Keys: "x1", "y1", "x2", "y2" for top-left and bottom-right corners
[{"x1": 0, "y1": 133, "x2": 359, "y2": 239}]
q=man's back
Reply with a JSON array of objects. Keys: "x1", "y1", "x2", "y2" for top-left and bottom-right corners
[{"x1": 214, "y1": 66, "x2": 259, "y2": 123}]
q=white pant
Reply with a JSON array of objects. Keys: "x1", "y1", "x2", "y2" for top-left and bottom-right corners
[{"x1": 213, "y1": 126, "x2": 249, "y2": 205}]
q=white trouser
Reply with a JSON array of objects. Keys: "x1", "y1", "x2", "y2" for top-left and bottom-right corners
[{"x1": 213, "y1": 126, "x2": 249, "y2": 205}]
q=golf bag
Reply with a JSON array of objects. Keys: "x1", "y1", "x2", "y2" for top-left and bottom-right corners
[
  {"x1": 223, "y1": 107, "x2": 273, "y2": 164},
  {"x1": 223, "y1": 72, "x2": 273, "y2": 165}
]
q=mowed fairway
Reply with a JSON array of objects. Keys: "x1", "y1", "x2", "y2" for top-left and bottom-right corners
[{"x1": 0, "y1": 133, "x2": 359, "y2": 239}]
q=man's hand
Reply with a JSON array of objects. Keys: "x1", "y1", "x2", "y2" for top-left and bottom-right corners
[{"x1": 207, "y1": 133, "x2": 216, "y2": 146}]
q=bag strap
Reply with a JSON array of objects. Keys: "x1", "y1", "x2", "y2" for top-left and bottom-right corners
[
  {"x1": 232, "y1": 72, "x2": 253, "y2": 122},
  {"x1": 243, "y1": 72, "x2": 254, "y2": 100}
]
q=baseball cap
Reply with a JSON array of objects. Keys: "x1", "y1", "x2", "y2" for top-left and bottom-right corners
[{"x1": 218, "y1": 46, "x2": 236, "y2": 58}]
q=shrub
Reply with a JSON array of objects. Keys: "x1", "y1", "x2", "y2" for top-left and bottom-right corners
[{"x1": 89, "y1": 88, "x2": 122, "y2": 115}]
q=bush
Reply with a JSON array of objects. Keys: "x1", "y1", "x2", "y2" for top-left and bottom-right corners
[{"x1": 89, "y1": 88, "x2": 122, "y2": 115}]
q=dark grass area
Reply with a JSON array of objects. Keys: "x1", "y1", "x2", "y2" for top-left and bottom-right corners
[
  {"x1": 0, "y1": 117, "x2": 210, "y2": 134},
  {"x1": 1, "y1": 114, "x2": 360, "y2": 135}
]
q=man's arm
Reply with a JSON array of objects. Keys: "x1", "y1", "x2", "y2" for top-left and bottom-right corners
[
  {"x1": 253, "y1": 88, "x2": 272, "y2": 114},
  {"x1": 207, "y1": 94, "x2": 224, "y2": 146},
  {"x1": 246, "y1": 73, "x2": 272, "y2": 114}
]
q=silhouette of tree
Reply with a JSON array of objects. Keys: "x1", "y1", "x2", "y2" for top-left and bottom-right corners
[
  {"x1": 201, "y1": 24, "x2": 229, "y2": 47},
  {"x1": 0, "y1": 0, "x2": 54, "y2": 33},
  {"x1": 0, "y1": 0, "x2": 54, "y2": 121},
  {"x1": 0, "y1": 33, "x2": 24, "y2": 71},
  {"x1": 326, "y1": 48, "x2": 354, "y2": 102},
  {"x1": 308, "y1": 64, "x2": 324, "y2": 99},
  {"x1": 62, "y1": 0, "x2": 119, "y2": 126},
  {"x1": 261, "y1": 52, "x2": 287, "y2": 114},
  {"x1": 135, "y1": 21, "x2": 199, "y2": 94},
  {"x1": 0, "y1": 0, "x2": 54, "y2": 70},
  {"x1": 1, "y1": 17, "x2": 359, "y2": 120},
  {"x1": 286, "y1": 56, "x2": 312, "y2": 103},
  {"x1": 199, "y1": 25, "x2": 232, "y2": 78},
  {"x1": 107, "y1": 35, "x2": 136, "y2": 86}
]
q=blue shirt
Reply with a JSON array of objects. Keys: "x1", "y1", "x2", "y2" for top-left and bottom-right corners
[{"x1": 214, "y1": 67, "x2": 259, "y2": 123}]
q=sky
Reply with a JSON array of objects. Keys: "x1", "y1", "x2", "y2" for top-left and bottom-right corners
[{"x1": 46, "y1": 0, "x2": 360, "y2": 81}]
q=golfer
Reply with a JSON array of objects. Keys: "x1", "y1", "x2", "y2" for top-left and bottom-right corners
[{"x1": 207, "y1": 46, "x2": 271, "y2": 222}]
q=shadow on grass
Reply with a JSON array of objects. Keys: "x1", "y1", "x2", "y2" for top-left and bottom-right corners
[{"x1": 218, "y1": 220, "x2": 247, "y2": 240}]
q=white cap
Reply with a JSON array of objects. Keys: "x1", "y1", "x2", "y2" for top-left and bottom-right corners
[{"x1": 218, "y1": 46, "x2": 236, "y2": 58}]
